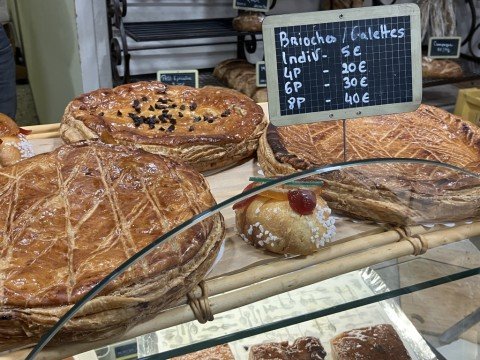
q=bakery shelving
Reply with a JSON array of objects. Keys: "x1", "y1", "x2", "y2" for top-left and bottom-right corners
[
  {"x1": 107, "y1": 0, "x2": 264, "y2": 84},
  {"x1": 123, "y1": 18, "x2": 238, "y2": 42},
  {"x1": 420, "y1": 0, "x2": 480, "y2": 88},
  {"x1": 108, "y1": 0, "x2": 480, "y2": 89}
]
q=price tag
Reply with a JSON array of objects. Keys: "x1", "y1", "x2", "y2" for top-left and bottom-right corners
[
  {"x1": 113, "y1": 342, "x2": 137, "y2": 359},
  {"x1": 262, "y1": 4, "x2": 422, "y2": 126},
  {"x1": 256, "y1": 61, "x2": 267, "y2": 87},
  {"x1": 428, "y1": 37, "x2": 461, "y2": 59},
  {"x1": 156, "y1": 70, "x2": 199, "y2": 88},
  {"x1": 233, "y1": 0, "x2": 271, "y2": 12}
]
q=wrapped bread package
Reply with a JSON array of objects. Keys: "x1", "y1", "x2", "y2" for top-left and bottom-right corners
[{"x1": 422, "y1": 56, "x2": 463, "y2": 79}]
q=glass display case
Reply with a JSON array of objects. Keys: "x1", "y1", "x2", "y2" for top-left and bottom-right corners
[{"x1": 14, "y1": 156, "x2": 480, "y2": 360}]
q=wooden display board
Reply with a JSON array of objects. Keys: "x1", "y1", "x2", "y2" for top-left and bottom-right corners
[{"x1": 262, "y1": 4, "x2": 422, "y2": 126}]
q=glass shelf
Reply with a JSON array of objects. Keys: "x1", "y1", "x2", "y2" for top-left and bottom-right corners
[{"x1": 134, "y1": 254, "x2": 479, "y2": 359}]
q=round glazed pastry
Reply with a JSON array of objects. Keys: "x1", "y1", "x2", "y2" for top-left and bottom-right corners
[
  {"x1": 234, "y1": 186, "x2": 336, "y2": 255},
  {"x1": 60, "y1": 81, "x2": 267, "y2": 172},
  {"x1": 0, "y1": 113, "x2": 34, "y2": 168},
  {"x1": 0, "y1": 141, "x2": 224, "y2": 350},
  {"x1": 232, "y1": 11, "x2": 265, "y2": 32}
]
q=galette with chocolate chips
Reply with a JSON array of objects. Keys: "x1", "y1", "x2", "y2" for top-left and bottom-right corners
[{"x1": 60, "y1": 81, "x2": 267, "y2": 171}]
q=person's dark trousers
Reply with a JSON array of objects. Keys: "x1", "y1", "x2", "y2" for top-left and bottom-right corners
[{"x1": 0, "y1": 25, "x2": 16, "y2": 119}]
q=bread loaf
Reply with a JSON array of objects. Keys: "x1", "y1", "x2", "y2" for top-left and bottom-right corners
[
  {"x1": 232, "y1": 11, "x2": 265, "y2": 32},
  {"x1": 213, "y1": 59, "x2": 249, "y2": 82},
  {"x1": 422, "y1": 56, "x2": 463, "y2": 79},
  {"x1": 225, "y1": 64, "x2": 256, "y2": 86},
  {"x1": 213, "y1": 59, "x2": 268, "y2": 103},
  {"x1": 252, "y1": 88, "x2": 268, "y2": 103},
  {"x1": 233, "y1": 73, "x2": 258, "y2": 97}
]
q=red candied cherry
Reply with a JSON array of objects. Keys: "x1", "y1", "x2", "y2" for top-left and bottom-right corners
[{"x1": 287, "y1": 189, "x2": 317, "y2": 215}]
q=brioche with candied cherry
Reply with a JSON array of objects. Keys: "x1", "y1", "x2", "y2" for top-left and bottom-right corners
[{"x1": 234, "y1": 184, "x2": 336, "y2": 255}]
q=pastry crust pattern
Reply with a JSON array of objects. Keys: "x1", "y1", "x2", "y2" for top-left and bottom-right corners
[
  {"x1": 0, "y1": 141, "x2": 224, "y2": 350},
  {"x1": 258, "y1": 105, "x2": 480, "y2": 224},
  {"x1": 60, "y1": 81, "x2": 267, "y2": 172}
]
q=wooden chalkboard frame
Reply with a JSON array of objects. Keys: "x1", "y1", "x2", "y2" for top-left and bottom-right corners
[
  {"x1": 256, "y1": 61, "x2": 267, "y2": 87},
  {"x1": 428, "y1": 36, "x2": 461, "y2": 59},
  {"x1": 156, "y1": 69, "x2": 199, "y2": 88},
  {"x1": 262, "y1": 4, "x2": 422, "y2": 126},
  {"x1": 233, "y1": 0, "x2": 272, "y2": 12}
]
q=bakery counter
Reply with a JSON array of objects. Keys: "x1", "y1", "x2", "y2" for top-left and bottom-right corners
[{"x1": 4, "y1": 124, "x2": 479, "y2": 360}]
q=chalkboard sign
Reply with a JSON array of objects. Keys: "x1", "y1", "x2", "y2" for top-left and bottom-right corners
[
  {"x1": 233, "y1": 0, "x2": 271, "y2": 12},
  {"x1": 156, "y1": 70, "x2": 199, "y2": 88},
  {"x1": 428, "y1": 37, "x2": 461, "y2": 59},
  {"x1": 262, "y1": 4, "x2": 422, "y2": 126},
  {"x1": 256, "y1": 61, "x2": 267, "y2": 87}
]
